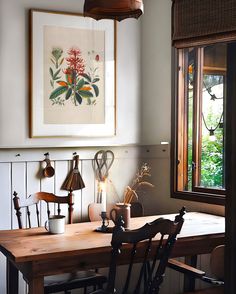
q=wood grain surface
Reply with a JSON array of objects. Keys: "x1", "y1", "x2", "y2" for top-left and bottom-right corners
[{"x1": 0, "y1": 212, "x2": 225, "y2": 263}]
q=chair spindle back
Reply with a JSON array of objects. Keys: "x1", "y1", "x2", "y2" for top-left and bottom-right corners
[
  {"x1": 106, "y1": 207, "x2": 186, "y2": 294},
  {"x1": 13, "y1": 191, "x2": 74, "y2": 228}
]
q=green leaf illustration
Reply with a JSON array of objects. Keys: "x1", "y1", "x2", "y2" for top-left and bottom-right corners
[
  {"x1": 50, "y1": 80, "x2": 54, "y2": 88},
  {"x1": 76, "y1": 79, "x2": 85, "y2": 90},
  {"x1": 53, "y1": 69, "x2": 61, "y2": 79},
  {"x1": 81, "y1": 73, "x2": 91, "y2": 82},
  {"x1": 92, "y1": 78, "x2": 100, "y2": 83},
  {"x1": 65, "y1": 88, "x2": 72, "y2": 100},
  {"x1": 75, "y1": 92, "x2": 83, "y2": 104},
  {"x1": 50, "y1": 68, "x2": 54, "y2": 78},
  {"x1": 92, "y1": 84, "x2": 99, "y2": 97},
  {"x1": 50, "y1": 86, "x2": 68, "y2": 100},
  {"x1": 78, "y1": 90, "x2": 93, "y2": 98}
]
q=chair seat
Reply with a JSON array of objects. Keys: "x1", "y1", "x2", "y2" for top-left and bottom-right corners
[
  {"x1": 44, "y1": 270, "x2": 107, "y2": 293},
  {"x1": 186, "y1": 286, "x2": 224, "y2": 294}
]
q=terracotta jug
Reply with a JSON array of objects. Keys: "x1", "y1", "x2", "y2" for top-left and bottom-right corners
[{"x1": 110, "y1": 203, "x2": 131, "y2": 229}]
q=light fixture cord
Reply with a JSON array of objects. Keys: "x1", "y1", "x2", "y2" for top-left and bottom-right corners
[{"x1": 202, "y1": 112, "x2": 223, "y2": 132}]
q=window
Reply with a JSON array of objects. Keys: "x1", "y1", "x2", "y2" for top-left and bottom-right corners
[
  {"x1": 171, "y1": 0, "x2": 236, "y2": 205},
  {"x1": 172, "y1": 43, "x2": 226, "y2": 204}
]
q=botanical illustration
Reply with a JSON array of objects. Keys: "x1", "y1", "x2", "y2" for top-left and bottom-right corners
[
  {"x1": 43, "y1": 25, "x2": 105, "y2": 125},
  {"x1": 49, "y1": 47, "x2": 100, "y2": 107}
]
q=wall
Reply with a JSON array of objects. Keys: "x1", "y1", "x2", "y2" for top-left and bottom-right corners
[
  {"x1": 141, "y1": 0, "x2": 225, "y2": 216},
  {"x1": 141, "y1": 0, "x2": 172, "y2": 145},
  {"x1": 0, "y1": 0, "x2": 141, "y2": 147}
]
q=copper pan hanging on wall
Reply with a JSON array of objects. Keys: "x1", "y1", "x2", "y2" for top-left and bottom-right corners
[{"x1": 83, "y1": 0, "x2": 144, "y2": 21}]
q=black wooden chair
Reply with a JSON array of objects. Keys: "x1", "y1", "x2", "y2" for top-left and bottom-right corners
[
  {"x1": 168, "y1": 245, "x2": 224, "y2": 294},
  {"x1": 90, "y1": 207, "x2": 186, "y2": 294},
  {"x1": 130, "y1": 201, "x2": 144, "y2": 218},
  {"x1": 13, "y1": 191, "x2": 107, "y2": 294}
]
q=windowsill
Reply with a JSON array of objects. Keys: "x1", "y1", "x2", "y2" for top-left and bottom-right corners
[{"x1": 171, "y1": 190, "x2": 225, "y2": 206}]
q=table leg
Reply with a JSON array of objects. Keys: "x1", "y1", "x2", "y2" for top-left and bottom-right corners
[
  {"x1": 7, "y1": 259, "x2": 19, "y2": 294},
  {"x1": 183, "y1": 255, "x2": 198, "y2": 292},
  {"x1": 28, "y1": 277, "x2": 44, "y2": 294}
]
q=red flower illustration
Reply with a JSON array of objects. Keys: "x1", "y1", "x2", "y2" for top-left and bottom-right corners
[
  {"x1": 64, "y1": 48, "x2": 85, "y2": 75},
  {"x1": 95, "y1": 54, "x2": 100, "y2": 62}
]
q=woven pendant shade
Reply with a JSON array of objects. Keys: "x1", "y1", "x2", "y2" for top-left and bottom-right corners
[{"x1": 84, "y1": 0, "x2": 144, "y2": 21}]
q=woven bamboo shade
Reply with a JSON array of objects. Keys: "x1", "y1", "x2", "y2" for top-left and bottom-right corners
[
  {"x1": 84, "y1": 0, "x2": 144, "y2": 21},
  {"x1": 172, "y1": 0, "x2": 236, "y2": 48}
]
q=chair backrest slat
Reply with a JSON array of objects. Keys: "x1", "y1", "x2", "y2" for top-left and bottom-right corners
[
  {"x1": 106, "y1": 207, "x2": 186, "y2": 294},
  {"x1": 47, "y1": 203, "x2": 50, "y2": 219},
  {"x1": 35, "y1": 203, "x2": 40, "y2": 227},
  {"x1": 13, "y1": 191, "x2": 74, "y2": 229},
  {"x1": 26, "y1": 207, "x2": 31, "y2": 228},
  {"x1": 123, "y1": 243, "x2": 137, "y2": 294},
  {"x1": 150, "y1": 234, "x2": 164, "y2": 278},
  {"x1": 134, "y1": 238, "x2": 152, "y2": 293},
  {"x1": 57, "y1": 203, "x2": 61, "y2": 215}
]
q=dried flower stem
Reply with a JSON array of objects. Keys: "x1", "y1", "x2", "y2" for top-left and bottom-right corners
[{"x1": 123, "y1": 163, "x2": 154, "y2": 204}]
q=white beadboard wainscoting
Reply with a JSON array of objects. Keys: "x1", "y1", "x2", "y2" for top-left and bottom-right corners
[{"x1": 0, "y1": 145, "x2": 210, "y2": 294}]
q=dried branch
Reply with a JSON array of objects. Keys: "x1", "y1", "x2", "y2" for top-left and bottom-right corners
[{"x1": 123, "y1": 163, "x2": 154, "y2": 204}]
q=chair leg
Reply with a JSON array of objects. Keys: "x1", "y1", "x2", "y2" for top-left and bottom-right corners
[
  {"x1": 98, "y1": 283, "x2": 103, "y2": 289},
  {"x1": 83, "y1": 287, "x2": 87, "y2": 294}
]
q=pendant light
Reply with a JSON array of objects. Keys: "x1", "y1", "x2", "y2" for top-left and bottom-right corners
[{"x1": 83, "y1": 0, "x2": 144, "y2": 21}]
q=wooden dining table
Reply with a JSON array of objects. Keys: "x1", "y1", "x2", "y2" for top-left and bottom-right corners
[{"x1": 0, "y1": 212, "x2": 225, "y2": 294}]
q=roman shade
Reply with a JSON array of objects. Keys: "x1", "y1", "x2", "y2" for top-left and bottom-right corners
[{"x1": 172, "y1": 0, "x2": 236, "y2": 48}]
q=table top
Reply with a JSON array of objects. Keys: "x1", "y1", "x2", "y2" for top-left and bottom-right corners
[{"x1": 0, "y1": 212, "x2": 225, "y2": 264}]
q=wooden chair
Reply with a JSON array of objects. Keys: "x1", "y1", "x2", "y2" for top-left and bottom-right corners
[
  {"x1": 168, "y1": 245, "x2": 224, "y2": 294},
  {"x1": 130, "y1": 201, "x2": 144, "y2": 217},
  {"x1": 90, "y1": 207, "x2": 186, "y2": 294},
  {"x1": 13, "y1": 191, "x2": 107, "y2": 294}
]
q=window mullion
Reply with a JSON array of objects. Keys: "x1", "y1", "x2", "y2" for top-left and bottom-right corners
[
  {"x1": 177, "y1": 49, "x2": 187, "y2": 191},
  {"x1": 192, "y1": 48, "x2": 203, "y2": 189}
]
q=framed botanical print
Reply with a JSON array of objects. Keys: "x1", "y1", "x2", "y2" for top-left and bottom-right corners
[{"x1": 29, "y1": 9, "x2": 116, "y2": 137}]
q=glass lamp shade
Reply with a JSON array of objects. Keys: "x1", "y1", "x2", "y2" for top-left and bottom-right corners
[
  {"x1": 209, "y1": 129, "x2": 216, "y2": 142},
  {"x1": 83, "y1": 0, "x2": 144, "y2": 21}
]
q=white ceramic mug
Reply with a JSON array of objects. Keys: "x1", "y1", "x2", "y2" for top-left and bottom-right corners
[{"x1": 45, "y1": 215, "x2": 65, "y2": 234}]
